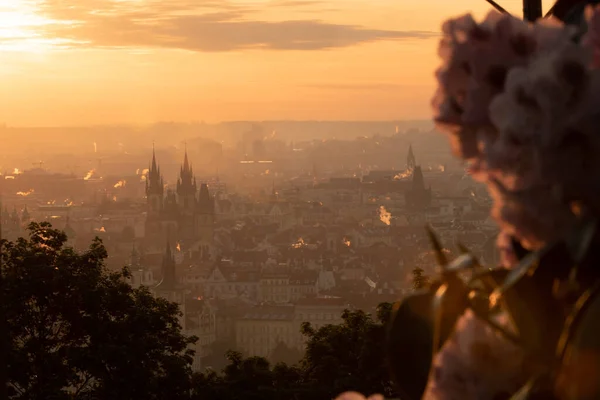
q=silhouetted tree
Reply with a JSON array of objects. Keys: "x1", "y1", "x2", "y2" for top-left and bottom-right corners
[
  {"x1": 192, "y1": 352, "x2": 305, "y2": 400},
  {"x1": 270, "y1": 341, "x2": 303, "y2": 365},
  {"x1": 3, "y1": 222, "x2": 196, "y2": 400},
  {"x1": 271, "y1": 362, "x2": 303, "y2": 393},
  {"x1": 222, "y1": 351, "x2": 274, "y2": 400},
  {"x1": 300, "y1": 307, "x2": 396, "y2": 399},
  {"x1": 411, "y1": 267, "x2": 430, "y2": 290},
  {"x1": 191, "y1": 303, "x2": 398, "y2": 400},
  {"x1": 376, "y1": 302, "x2": 393, "y2": 325},
  {"x1": 191, "y1": 369, "x2": 226, "y2": 400},
  {"x1": 202, "y1": 339, "x2": 240, "y2": 372}
]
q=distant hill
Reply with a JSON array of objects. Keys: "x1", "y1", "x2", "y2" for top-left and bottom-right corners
[{"x1": 1, "y1": 119, "x2": 434, "y2": 149}]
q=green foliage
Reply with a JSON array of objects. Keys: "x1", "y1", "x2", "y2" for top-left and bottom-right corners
[
  {"x1": 2, "y1": 222, "x2": 197, "y2": 400},
  {"x1": 192, "y1": 303, "x2": 397, "y2": 400},
  {"x1": 191, "y1": 351, "x2": 304, "y2": 400},
  {"x1": 411, "y1": 267, "x2": 430, "y2": 290},
  {"x1": 300, "y1": 307, "x2": 396, "y2": 399},
  {"x1": 375, "y1": 302, "x2": 393, "y2": 325},
  {"x1": 202, "y1": 339, "x2": 240, "y2": 372},
  {"x1": 270, "y1": 342, "x2": 303, "y2": 366},
  {"x1": 2, "y1": 222, "x2": 400, "y2": 400}
]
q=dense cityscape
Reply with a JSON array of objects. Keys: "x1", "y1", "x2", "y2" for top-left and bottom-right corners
[{"x1": 0, "y1": 121, "x2": 497, "y2": 379}]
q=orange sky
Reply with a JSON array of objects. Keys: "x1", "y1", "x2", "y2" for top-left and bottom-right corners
[{"x1": 0, "y1": 0, "x2": 552, "y2": 126}]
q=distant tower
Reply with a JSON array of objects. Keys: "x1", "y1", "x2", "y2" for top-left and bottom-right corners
[
  {"x1": 145, "y1": 147, "x2": 165, "y2": 242},
  {"x1": 21, "y1": 206, "x2": 30, "y2": 224},
  {"x1": 156, "y1": 240, "x2": 176, "y2": 290},
  {"x1": 405, "y1": 166, "x2": 432, "y2": 212},
  {"x1": 2, "y1": 207, "x2": 8, "y2": 228},
  {"x1": 64, "y1": 216, "x2": 77, "y2": 246},
  {"x1": 177, "y1": 148, "x2": 197, "y2": 240},
  {"x1": 407, "y1": 144, "x2": 416, "y2": 171},
  {"x1": 412, "y1": 166, "x2": 426, "y2": 192},
  {"x1": 130, "y1": 243, "x2": 141, "y2": 269},
  {"x1": 10, "y1": 207, "x2": 20, "y2": 234},
  {"x1": 177, "y1": 148, "x2": 197, "y2": 212},
  {"x1": 153, "y1": 240, "x2": 186, "y2": 325},
  {"x1": 196, "y1": 183, "x2": 215, "y2": 260},
  {"x1": 146, "y1": 147, "x2": 164, "y2": 216}
]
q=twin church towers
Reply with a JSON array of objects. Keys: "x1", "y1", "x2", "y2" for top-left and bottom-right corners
[{"x1": 144, "y1": 148, "x2": 214, "y2": 257}]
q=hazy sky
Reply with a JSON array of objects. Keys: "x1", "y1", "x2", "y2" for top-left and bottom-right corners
[{"x1": 0, "y1": 0, "x2": 550, "y2": 126}]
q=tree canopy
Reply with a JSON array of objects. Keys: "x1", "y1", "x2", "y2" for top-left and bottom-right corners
[
  {"x1": 192, "y1": 304, "x2": 398, "y2": 400},
  {"x1": 270, "y1": 341, "x2": 303, "y2": 366},
  {"x1": 2, "y1": 222, "x2": 196, "y2": 400},
  {"x1": 2, "y1": 222, "x2": 402, "y2": 400},
  {"x1": 300, "y1": 306, "x2": 396, "y2": 399},
  {"x1": 202, "y1": 339, "x2": 240, "y2": 372}
]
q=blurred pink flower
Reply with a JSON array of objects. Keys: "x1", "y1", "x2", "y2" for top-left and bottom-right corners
[
  {"x1": 423, "y1": 310, "x2": 525, "y2": 400},
  {"x1": 488, "y1": 41, "x2": 591, "y2": 179},
  {"x1": 487, "y1": 178, "x2": 581, "y2": 250},
  {"x1": 582, "y1": 4, "x2": 600, "y2": 68},
  {"x1": 335, "y1": 392, "x2": 384, "y2": 400},
  {"x1": 428, "y1": 9, "x2": 600, "y2": 400},
  {"x1": 432, "y1": 11, "x2": 571, "y2": 162},
  {"x1": 432, "y1": 9, "x2": 597, "y2": 249},
  {"x1": 496, "y1": 230, "x2": 518, "y2": 268},
  {"x1": 485, "y1": 38, "x2": 600, "y2": 246}
]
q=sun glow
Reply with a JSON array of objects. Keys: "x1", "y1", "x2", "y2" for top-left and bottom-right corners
[{"x1": 0, "y1": 0, "x2": 69, "y2": 52}]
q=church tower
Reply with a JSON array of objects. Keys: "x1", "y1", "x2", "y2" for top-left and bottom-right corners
[
  {"x1": 177, "y1": 149, "x2": 197, "y2": 240},
  {"x1": 146, "y1": 147, "x2": 164, "y2": 216},
  {"x1": 21, "y1": 206, "x2": 30, "y2": 225},
  {"x1": 160, "y1": 240, "x2": 176, "y2": 289},
  {"x1": 10, "y1": 207, "x2": 21, "y2": 237},
  {"x1": 145, "y1": 147, "x2": 164, "y2": 242},
  {"x1": 130, "y1": 243, "x2": 141, "y2": 269},
  {"x1": 177, "y1": 149, "x2": 197, "y2": 212},
  {"x1": 196, "y1": 183, "x2": 215, "y2": 260},
  {"x1": 152, "y1": 240, "x2": 187, "y2": 328},
  {"x1": 406, "y1": 144, "x2": 416, "y2": 171},
  {"x1": 405, "y1": 166, "x2": 432, "y2": 212},
  {"x1": 153, "y1": 240, "x2": 185, "y2": 308}
]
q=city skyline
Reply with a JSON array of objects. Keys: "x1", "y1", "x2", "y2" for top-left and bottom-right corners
[{"x1": 1, "y1": 0, "x2": 549, "y2": 126}]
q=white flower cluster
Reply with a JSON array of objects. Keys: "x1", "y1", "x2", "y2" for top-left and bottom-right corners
[{"x1": 434, "y1": 6, "x2": 600, "y2": 250}]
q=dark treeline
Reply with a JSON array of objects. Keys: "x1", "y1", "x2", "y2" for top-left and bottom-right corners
[
  {"x1": 192, "y1": 303, "x2": 396, "y2": 400},
  {"x1": 2, "y1": 223, "x2": 409, "y2": 400}
]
